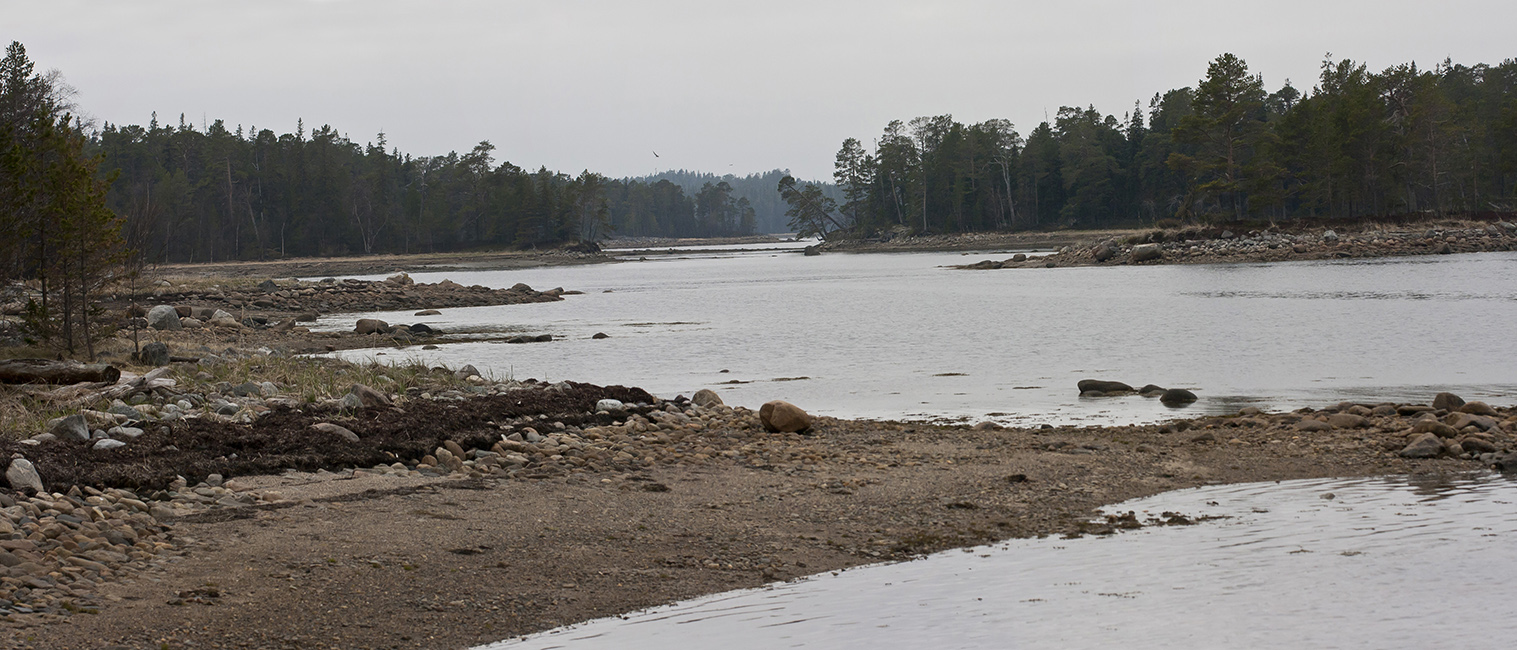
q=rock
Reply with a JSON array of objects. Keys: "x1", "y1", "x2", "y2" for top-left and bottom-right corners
[
  {"x1": 1130, "y1": 243, "x2": 1163, "y2": 262},
  {"x1": 338, "y1": 393, "x2": 363, "y2": 410},
  {"x1": 1137, "y1": 384, "x2": 1167, "y2": 397},
  {"x1": 592, "y1": 332, "x2": 609, "y2": 339},
  {"x1": 802, "y1": 245, "x2": 822, "y2": 256},
  {"x1": 1322, "y1": 230, "x2": 1339, "y2": 243},
  {"x1": 692, "y1": 389, "x2": 724, "y2": 408},
  {"x1": 410, "y1": 323, "x2": 434, "y2": 334},
  {"x1": 1411, "y1": 419, "x2": 1460, "y2": 438},
  {"x1": 1432, "y1": 392, "x2": 1465, "y2": 411},
  {"x1": 1326, "y1": 413, "x2": 1369, "y2": 429},
  {"x1": 510, "y1": 283, "x2": 534, "y2": 292},
  {"x1": 258, "y1": 279, "x2": 279, "y2": 292},
  {"x1": 5, "y1": 458, "x2": 43, "y2": 493},
  {"x1": 1460, "y1": 437, "x2": 1499, "y2": 454},
  {"x1": 354, "y1": 318, "x2": 389, "y2": 335},
  {"x1": 109, "y1": 426, "x2": 145, "y2": 439},
  {"x1": 1399, "y1": 433, "x2": 1444, "y2": 458},
  {"x1": 759, "y1": 400, "x2": 811, "y2": 433},
  {"x1": 1460, "y1": 401, "x2": 1498, "y2": 416},
  {"x1": 174, "y1": 305, "x2": 193, "y2": 317},
  {"x1": 48, "y1": 414, "x2": 90, "y2": 441},
  {"x1": 1011, "y1": 253, "x2": 1027, "y2": 263},
  {"x1": 139, "y1": 341, "x2": 171, "y2": 366},
  {"x1": 1495, "y1": 451, "x2": 1517, "y2": 472},
  {"x1": 385, "y1": 272, "x2": 414, "y2": 286},
  {"x1": 1077, "y1": 379, "x2": 1133, "y2": 394},
  {"x1": 1092, "y1": 244, "x2": 1116, "y2": 262},
  {"x1": 294, "y1": 312, "x2": 319, "y2": 322},
  {"x1": 415, "y1": 309, "x2": 441, "y2": 316},
  {"x1": 595, "y1": 399, "x2": 625, "y2": 412},
  {"x1": 1159, "y1": 388, "x2": 1197, "y2": 405},
  {"x1": 212, "y1": 309, "x2": 235, "y2": 321},
  {"x1": 180, "y1": 316, "x2": 204, "y2": 329},
  {"x1": 312, "y1": 423, "x2": 360, "y2": 443},
  {"x1": 1296, "y1": 419, "x2": 1333, "y2": 432},
  {"x1": 1434, "y1": 242, "x2": 1453, "y2": 254},
  {"x1": 454, "y1": 365, "x2": 481, "y2": 380},
  {"x1": 534, "y1": 334, "x2": 553, "y2": 342},
  {"x1": 93, "y1": 439, "x2": 126, "y2": 451},
  {"x1": 350, "y1": 383, "x2": 392, "y2": 408},
  {"x1": 146, "y1": 304, "x2": 182, "y2": 330}
]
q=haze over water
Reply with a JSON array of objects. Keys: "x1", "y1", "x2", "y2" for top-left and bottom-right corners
[{"x1": 323, "y1": 248, "x2": 1517, "y2": 426}]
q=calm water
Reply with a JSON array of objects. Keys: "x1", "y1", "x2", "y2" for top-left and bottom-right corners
[
  {"x1": 321, "y1": 249, "x2": 1517, "y2": 426},
  {"x1": 477, "y1": 472, "x2": 1517, "y2": 650}
]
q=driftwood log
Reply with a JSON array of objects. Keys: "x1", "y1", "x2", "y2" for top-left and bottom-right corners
[{"x1": 0, "y1": 359, "x2": 122, "y2": 385}]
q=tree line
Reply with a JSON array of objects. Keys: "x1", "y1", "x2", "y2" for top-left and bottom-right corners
[{"x1": 784, "y1": 54, "x2": 1517, "y2": 239}]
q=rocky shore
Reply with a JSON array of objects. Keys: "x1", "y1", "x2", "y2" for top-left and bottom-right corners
[
  {"x1": 3, "y1": 351, "x2": 1514, "y2": 648},
  {"x1": 955, "y1": 220, "x2": 1517, "y2": 270}
]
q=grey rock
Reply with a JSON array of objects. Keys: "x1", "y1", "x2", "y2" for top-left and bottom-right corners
[
  {"x1": 5, "y1": 459, "x2": 43, "y2": 493},
  {"x1": 1495, "y1": 451, "x2": 1517, "y2": 472},
  {"x1": 1432, "y1": 392, "x2": 1465, "y2": 411},
  {"x1": 109, "y1": 426, "x2": 145, "y2": 439},
  {"x1": 338, "y1": 393, "x2": 364, "y2": 410},
  {"x1": 1092, "y1": 244, "x2": 1117, "y2": 262},
  {"x1": 92, "y1": 439, "x2": 126, "y2": 451},
  {"x1": 312, "y1": 422, "x2": 360, "y2": 443},
  {"x1": 454, "y1": 364, "x2": 481, "y2": 380},
  {"x1": 1159, "y1": 388, "x2": 1198, "y2": 406},
  {"x1": 354, "y1": 318, "x2": 389, "y2": 335},
  {"x1": 350, "y1": 383, "x2": 392, "y2": 408},
  {"x1": 139, "y1": 341, "x2": 171, "y2": 366},
  {"x1": 1078, "y1": 379, "x2": 1134, "y2": 394},
  {"x1": 1399, "y1": 433, "x2": 1444, "y2": 458},
  {"x1": 1460, "y1": 437, "x2": 1499, "y2": 454},
  {"x1": 48, "y1": 414, "x2": 90, "y2": 441},
  {"x1": 231, "y1": 381, "x2": 262, "y2": 397},
  {"x1": 259, "y1": 381, "x2": 279, "y2": 397},
  {"x1": 595, "y1": 399, "x2": 625, "y2": 412},
  {"x1": 1130, "y1": 243, "x2": 1163, "y2": 262},
  {"x1": 1322, "y1": 230, "x2": 1339, "y2": 242},
  {"x1": 147, "y1": 304, "x2": 183, "y2": 330},
  {"x1": 258, "y1": 279, "x2": 279, "y2": 292},
  {"x1": 692, "y1": 389, "x2": 724, "y2": 408},
  {"x1": 108, "y1": 404, "x2": 143, "y2": 421},
  {"x1": 592, "y1": 332, "x2": 609, "y2": 339}
]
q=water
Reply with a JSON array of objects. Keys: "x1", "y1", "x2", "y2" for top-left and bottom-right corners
[
  {"x1": 477, "y1": 472, "x2": 1517, "y2": 650},
  {"x1": 321, "y1": 250, "x2": 1517, "y2": 426}
]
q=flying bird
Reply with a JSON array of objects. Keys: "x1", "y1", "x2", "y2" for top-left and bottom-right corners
[{"x1": 653, "y1": 150, "x2": 660, "y2": 158}]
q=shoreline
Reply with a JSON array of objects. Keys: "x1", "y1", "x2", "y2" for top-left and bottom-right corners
[{"x1": 3, "y1": 357, "x2": 1513, "y2": 649}]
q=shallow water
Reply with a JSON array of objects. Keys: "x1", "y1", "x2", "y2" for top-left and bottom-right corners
[
  {"x1": 476, "y1": 472, "x2": 1517, "y2": 650},
  {"x1": 322, "y1": 250, "x2": 1517, "y2": 426}
]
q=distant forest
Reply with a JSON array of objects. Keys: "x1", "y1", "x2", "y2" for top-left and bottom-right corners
[
  {"x1": 814, "y1": 54, "x2": 1517, "y2": 237},
  {"x1": 93, "y1": 118, "x2": 814, "y2": 264},
  {"x1": 633, "y1": 169, "x2": 840, "y2": 234}
]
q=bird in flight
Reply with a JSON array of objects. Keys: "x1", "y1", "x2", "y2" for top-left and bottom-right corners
[{"x1": 653, "y1": 150, "x2": 660, "y2": 158}]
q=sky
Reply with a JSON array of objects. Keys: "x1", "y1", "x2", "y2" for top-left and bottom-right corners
[{"x1": 6, "y1": 0, "x2": 1516, "y2": 181}]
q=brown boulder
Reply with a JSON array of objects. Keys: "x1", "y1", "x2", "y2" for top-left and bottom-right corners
[
  {"x1": 692, "y1": 389, "x2": 724, "y2": 408},
  {"x1": 1399, "y1": 433, "x2": 1444, "y2": 458},
  {"x1": 354, "y1": 318, "x2": 389, "y2": 335},
  {"x1": 349, "y1": 383, "x2": 393, "y2": 408},
  {"x1": 760, "y1": 400, "x2": 811, "y2": 433},
  {"x1": 311, "y1": 423, "x2": 360, "y2": 443},
  {"x1": 1432, "y1": 392, "x2": 1465, "y2": 411},
  {"x1": 1460, "y1": 401, "x2": 1498, "y2": 416}
]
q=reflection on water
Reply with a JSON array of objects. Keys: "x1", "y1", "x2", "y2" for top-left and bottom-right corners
[
  {"x1": 477, "y1": 473, "x2": 1517, "y2": 650},
  {"x1": 322, "y1": 250, "x2": 1517, "y2": 426}
]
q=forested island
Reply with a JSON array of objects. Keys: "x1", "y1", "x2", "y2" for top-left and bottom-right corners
[{"x1": 782, "y1": 54, "x2": 1517, "y2": 239}]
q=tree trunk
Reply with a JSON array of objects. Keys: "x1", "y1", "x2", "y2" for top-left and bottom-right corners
[{"x1": 0, "y1": 359, "x2": 121, "y2": 384}]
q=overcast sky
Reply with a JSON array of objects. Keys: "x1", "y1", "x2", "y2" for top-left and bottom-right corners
[{"x1": 7, "y1": 0, "x2": 1515, "y2": 180}]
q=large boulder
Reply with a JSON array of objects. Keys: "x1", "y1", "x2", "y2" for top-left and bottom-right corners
[
  {"x1": 5, "y1": 458, "x2": 43, "y2": 493},
  {"x1": 349, "y1": 383, "x2": 392, "y2": 408},
  {"x1": 1092, "y1": 244, "x2": 1117, "y2": 262},
  {"x1": 1326, "y1": 413, "x2": 1369, "y2": 429},
  {"x1": 47, "y1": 413, "x2": 90, "y2": 441},
  {"x1": 1159, "y1": 388, "x2": 1198, "y2": 405},
  {"x1": 311, "y1": 422, "x2": 360, "y2": 443},
  {"x1": 1431, "y1": 392, "x2": 1465, "y2": 411},
  {"x1": 692, "y1": 389, "x2": 724, "y2": 408},
  {"x1": 1459, "y1": 401, "x2": 1498, "y2": 416},
  {"x1": 354, "y1": 318, "x2": 389, "y2": 335},
  {"x1": 1077, "y1": 379, "x2": 1133, "y2": 395},
  {"x1": 385, "y1": 272, "x2": 414, "y2": 286},
  {"x1": 1130, "y1": 244, "x2": 1163, "y2": 262},
  {"x1": 139, "y1": 341, "x2": 170, "y2": 366},
  {"x1": 147, "y1": 305, "x2": 182, "y2": 330},
  {"x1": 1399, "y1": 433, "x2": 1444, "y2": 458},
  {"x1": 760, "y1": 400, "x2": 811, "y2": 433}
]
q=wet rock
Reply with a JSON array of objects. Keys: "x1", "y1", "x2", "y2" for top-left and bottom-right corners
[
  {"x1": 592, "y1": 332, "x2": 609, "y2": 339},
  {"x1": 311, "y1": 423, "x2": 360, "y2": 443},
  {"x1": 1137, "y1": 384, "x2": 1167, "y2": 397},
  {"x1": 147, "y1": 305, "x2": 182, "y2": 330},
  {"x1": 415, "y1": 309, "x2": 441, "y2": 316},
  {"x1": 760, "y1": 400, "x2": 811, "y2": 433},
  {"x1": 1495, "y1": 451, "x2": 1517, "y2": 472},
  {"x1": 1159, "y1": 388, "x2": 1198, "y2": 406},
  {"x1": 1399, "y1": 433, "x2": 1444, "y2": 458},
  {"x1": 354, "y1": 318, "x2": 389, "y2": 335},
  {"x1": 1431, "y1": 392, "x2": 1465, "y2": 411},
  {"x1": 1077, "y1": 379, "x2": 1133, "y2": 394},
  {"x1": 409, "y1": 323, "x2": 434, "y2": 334},
  {"x1": 803, "y1": 245, "x2": 822, "y2": 256},
  {"x1": 139, "y1": 341, "x2": 170, "y2": 366},
  {"x1": 692, "y1": 389, "x2": 724, "y2": 408},
  {"x1": 48, "y1": 414, "x2": 90, "y2": 441},
  {"x1": 5, "y1": 458, "x2": 43, "y2": 493}
]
